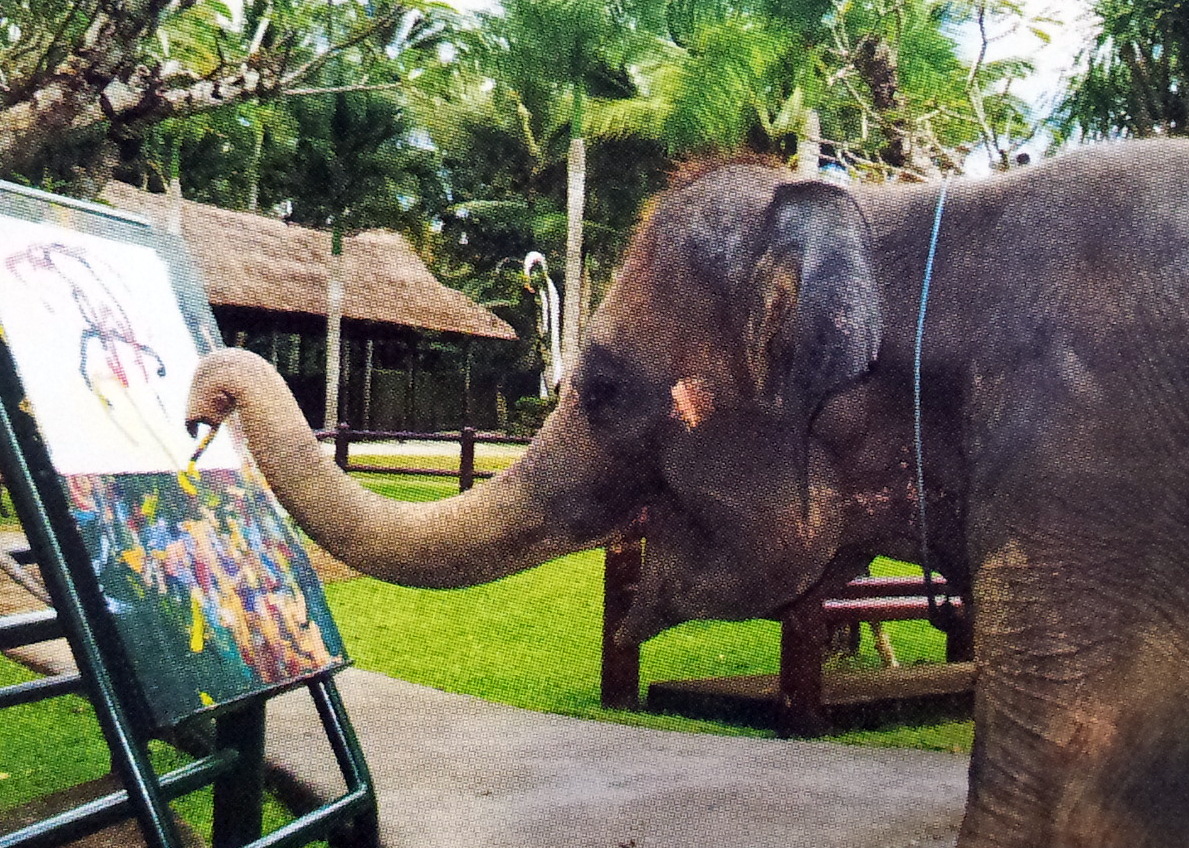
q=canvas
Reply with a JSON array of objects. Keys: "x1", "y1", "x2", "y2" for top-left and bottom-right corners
[{"x1": 0, "y1": 207, "x2": 346, "y2": 728}]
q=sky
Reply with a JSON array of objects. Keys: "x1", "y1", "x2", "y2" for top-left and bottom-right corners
[
  {"x1": 965, "y1": 0, "x2": 1098, "y2": 115},
  {"x1": 953, "y1": 0, "x2": 1098, "y2": 169}
]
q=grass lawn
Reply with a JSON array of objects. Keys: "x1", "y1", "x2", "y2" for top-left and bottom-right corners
[
  {"x1": 327, "y1": 545, "x2": 972, "y2": 751},
  {"x1": 0, "y1": 657, "x2": 306, "y2": 839}
]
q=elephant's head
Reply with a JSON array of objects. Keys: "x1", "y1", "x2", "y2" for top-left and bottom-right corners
[{"x1": 187, "y1": 164, "x2": 881, "y2": 642}]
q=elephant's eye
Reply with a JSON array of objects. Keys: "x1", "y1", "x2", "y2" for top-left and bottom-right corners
[
  {"x1": 583, "y1": 374, "x2": 619, "y2": 412},
  {"x1": 575, "y1": 343, "x2": 630, "y2": 424}
]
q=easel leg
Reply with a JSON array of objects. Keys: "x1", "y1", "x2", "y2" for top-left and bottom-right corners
[
  {"x1": 212, "y1": 701, "x2": 265, "y2": 848},
  {"x1": 310, "y1": 678, "x2": 379, "y2": 848}
]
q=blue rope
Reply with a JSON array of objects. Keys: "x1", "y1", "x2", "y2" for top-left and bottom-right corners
[{"x1": 914, "y1": 180, "x2": 948, "y2": 618}]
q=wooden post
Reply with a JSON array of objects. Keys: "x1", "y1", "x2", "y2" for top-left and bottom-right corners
[
  {"x1": 362, "y1": 338, "x2": 374, "y2": 430},
  {"x1": 601, "y1": 526, "x2": 643, "y2": 710},
  {"x1": 334, "y1": 422, "x2": 350, "y2": 470},
  {"x1": 459, "y1": 427, "x2": 476, "y2": 493},
  {"x1": 777, "y1": 590, "x2": 831, "y2": 738}
]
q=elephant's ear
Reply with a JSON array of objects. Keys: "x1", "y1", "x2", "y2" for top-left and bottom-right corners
[{"x1": 745, "y1": 180, "x2": 881, "y2": 436}]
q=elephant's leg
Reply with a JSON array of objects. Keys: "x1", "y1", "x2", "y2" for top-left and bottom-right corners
[{"x1": 959, "y1": 538, "x2": 1189, "y2": 848}]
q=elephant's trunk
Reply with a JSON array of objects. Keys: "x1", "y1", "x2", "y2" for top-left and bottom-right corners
[{"x1": 186, "y1": 349, "x2": 606, "y2": 588}]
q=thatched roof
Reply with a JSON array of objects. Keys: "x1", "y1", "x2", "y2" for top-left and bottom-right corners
[{"x1": 100, "y1": 182, "x2": 517, "y2": 341}]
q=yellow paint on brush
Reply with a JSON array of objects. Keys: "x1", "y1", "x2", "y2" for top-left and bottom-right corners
[{"x1": 178, "y1": 466, "x2": 198, "y2": 496}]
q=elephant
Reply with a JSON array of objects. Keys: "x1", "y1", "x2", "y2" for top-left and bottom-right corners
[{"x1": 188, "y1": 138, "x2": 1189, "y2": 848}]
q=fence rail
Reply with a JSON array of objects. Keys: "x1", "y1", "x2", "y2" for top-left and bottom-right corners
[{"x1": 315, "y1": 424, "x2": 531, "y2": 493}]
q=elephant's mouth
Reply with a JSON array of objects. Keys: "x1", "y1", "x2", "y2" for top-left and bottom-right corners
[{"x1": 615, "y1": 508, "x2": 835, "y2": 644}]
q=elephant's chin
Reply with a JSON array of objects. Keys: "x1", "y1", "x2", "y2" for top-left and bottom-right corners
[{"x1": 614, "y1": 531, "x2": 834, "y2": 645}]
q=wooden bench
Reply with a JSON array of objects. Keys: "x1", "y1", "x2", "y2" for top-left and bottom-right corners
[{"x1": 601, "y1": 535, "x2": 975, "y2": 737}]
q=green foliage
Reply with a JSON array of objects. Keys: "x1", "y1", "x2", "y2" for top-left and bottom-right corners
[
  {"x1": 0, "y1": 659, "x2": 310, "y2": 838},
  {"x1": 584, "y1": 2, "x2": 822, "y2": 157},
  {"x1": 662, "y1": 17, "x2": 800, "y2": 153},
  {"x1": 0, "y1": 659, "x2": 111, "y2": 809},
  {"x1": 579, "y1": 0, "x2": 1039, "y2": 175},
  {"x1": 1059, "y1": 0, "x2": 1189, "y2": 140},
  {"x1": 509, "y1": 395, "x2": 559, "y2": 436},
  {"x1": 285, "y1": 91, "x2": 405, "y2": 229},
  {"x1": 0, "y1": 0, "x2": 96, "y2": 90}
]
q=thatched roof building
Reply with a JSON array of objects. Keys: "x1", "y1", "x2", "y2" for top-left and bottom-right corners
[{"x1": 100, "y1": 182, "x2": 516, "y2": 341}]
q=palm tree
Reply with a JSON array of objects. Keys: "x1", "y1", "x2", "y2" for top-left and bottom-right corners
[
  {"x1": 465, "y1": 0, "x2": 669, "y2": 373},
  {"x1": 584, "y1": 0, "x2": 1036, "y2": 179},
  {"x1": 1059, "y1": 0, "x2": 1189, "y2": 141}
]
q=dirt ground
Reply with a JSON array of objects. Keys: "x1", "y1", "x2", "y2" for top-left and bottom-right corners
[{"x1": 0, "y1": 777, "x2": 205, "y2": 848}]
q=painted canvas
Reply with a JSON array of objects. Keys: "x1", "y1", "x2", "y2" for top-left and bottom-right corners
[{"x1": 0, "y1": 214, "x2": 346, "y2": 727}]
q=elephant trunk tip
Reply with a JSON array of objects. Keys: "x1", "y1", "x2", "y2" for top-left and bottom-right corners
[{"x1": 186, "y1": 348, "x2": 273, "y2": 433}]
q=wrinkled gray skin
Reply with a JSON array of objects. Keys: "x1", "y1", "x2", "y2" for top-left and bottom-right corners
[{"x1": 189, "y1": 139, "x2": 1189, "y2": 847}]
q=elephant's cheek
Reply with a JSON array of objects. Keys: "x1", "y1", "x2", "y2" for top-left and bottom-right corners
[
  {"x1": 613, "y1": 495, "x2": 841, "y2": 645},
  {"x1": 787, "y1": 482, "x2": 843, "y2": 564}
]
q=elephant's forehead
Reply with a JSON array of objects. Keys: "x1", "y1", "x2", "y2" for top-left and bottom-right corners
[{"x1": 591, "y1": 285, "x2": 735, "y2": 371}]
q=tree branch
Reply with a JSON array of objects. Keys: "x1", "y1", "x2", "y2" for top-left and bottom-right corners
[
  {"x1": 0, "y1": 0, "x2": 407, "y2": 169},
  {"x1": 283, "y1": 81, "x2": 403, "y2": 97}
]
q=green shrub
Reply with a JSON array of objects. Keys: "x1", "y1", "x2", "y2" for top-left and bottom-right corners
[{"x1": 508, "y1": 395, "x2": 557, "y2": 437}]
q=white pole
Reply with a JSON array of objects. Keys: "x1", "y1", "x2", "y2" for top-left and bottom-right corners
[
  {"x1": 325, "y1": 244, "x2": 345, "y2": 429},
  {"x1": 524, "y1": 251, "x2": 563, "y2": 396},
  {"x1": 799, "y1": 110, "x2": 821, "y2": 177},
  {"x1": 167, "y1": 176, "x2": 182, "y2": 236},
  {"x1": 562, "y1": 137, "x2": 585, "y2": 374},
  {"x1": 545, "y1": 276, "x2": 562, "y2": 389}
]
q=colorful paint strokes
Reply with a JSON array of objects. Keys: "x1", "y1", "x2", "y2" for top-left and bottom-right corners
[{"x1": 67, "y1": 465, "x2": 346, "y2": 724}]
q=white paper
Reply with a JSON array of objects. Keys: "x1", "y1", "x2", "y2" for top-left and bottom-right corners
[{"x1": 0, "y1": 217, "x2": 239, "y2": 474}]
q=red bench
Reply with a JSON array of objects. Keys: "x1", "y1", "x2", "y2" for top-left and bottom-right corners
[{"x1": 601, "y1": 535, "x2": 975, "y2": 737}]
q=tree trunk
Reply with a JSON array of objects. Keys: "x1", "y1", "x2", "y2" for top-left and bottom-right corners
[
  {"x1": 324, "y1": 229, "x2": 345, "y2": 429},
  {"x1": 563, "y1": 136, "x2": 586, "y2": 377}
]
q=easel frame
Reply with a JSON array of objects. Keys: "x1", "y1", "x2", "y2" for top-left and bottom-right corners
[{"x1": 0, "y1": 181, "x2": 377, "y2": 848}]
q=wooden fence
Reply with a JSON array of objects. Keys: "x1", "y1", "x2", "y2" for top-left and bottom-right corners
[{"x1": 316, "y1": 424, "x2": 531, "y2": 492}]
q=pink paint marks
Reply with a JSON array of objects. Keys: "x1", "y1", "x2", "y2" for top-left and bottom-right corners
[{"x1": 670, "y1": 377, "x2": 714, "y2": 430}]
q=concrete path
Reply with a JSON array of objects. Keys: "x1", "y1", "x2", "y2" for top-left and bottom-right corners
[{"x1": 267, "y1": 670, "x2": 968, "y2": 848}]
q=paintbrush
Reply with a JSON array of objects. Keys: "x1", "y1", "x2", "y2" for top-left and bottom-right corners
[{"x1": 189, "y1": 424, "x2": 220, "y2": 466}]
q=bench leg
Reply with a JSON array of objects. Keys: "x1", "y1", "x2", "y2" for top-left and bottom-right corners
[{"x1": 870, "y1": 622, "x2": 900, "y2": 668}]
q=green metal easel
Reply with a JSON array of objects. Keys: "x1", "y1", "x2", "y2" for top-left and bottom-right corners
[{"x1": 0, "y1": 181, "x2": 377, "y2": 848}]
